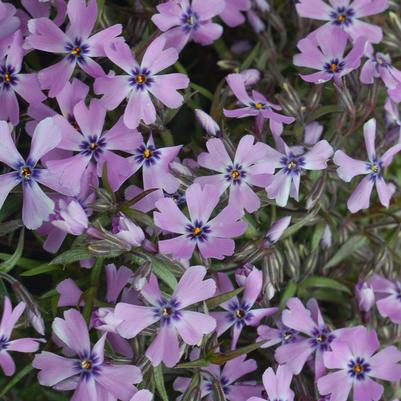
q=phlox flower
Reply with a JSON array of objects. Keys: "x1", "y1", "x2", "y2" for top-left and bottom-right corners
[
  {"x1": 112, "y1": 213, "x2": 145, "y2": 248},
  {"x1": 368, "y1": 274, "x2": 401, "y2": 324},
  {"x1": 295, "y1": 0, "x2": 388, "y2": 44},
  {"x1": 247, "y1": 365, "x2": 294, "y2": 401},
  {"x1": 293, "y1": 26, "x2": 365, "y2": 85},
  {"x1": 211, "y1": 269, "x2": 278, "y2": 349},
  {"x1": 361, "y1": 43, "x2": 401, "y2": 102},
  {"x1": 275, "y1": 298, "x2": 353, "y2": 379},
  {"x1": 257, "y1": 318, "x2": 300, "y2": 349},
  {"x1": 114, "y1": 266, "x2": 216, "y2": 367},
  {"x1": 174, "y1": 353, "x2": 262, "y2": 401},
  {"x1": 318, "y1": 326, "x2": 401, "y2": 401},
  {"x1": 0, "y1": 1, "x2": 20, "y2": 41},
  {"x1": 333, "y1": 118, "x2": 401, "y2": 213},
  {"x1": 384, "y1": 98, "x2": 401, "y2": 143},
  {"x1": 224, "y1": 73, "x2": 295, "y2": 136},
  {"x1": 219, "y1": 0, "x2": 251, "y2": 28},
  {"x1": 0, "y1": 118, "x2": 68, "y2": 230},
  {"x1": 46, "y1": 99, "x2": 142, "y2": 196},
  {"x1": 194, "y1": 109, "x2": 221, "y2": 137},
  {"x1": 355, "y1": 280, "x2": 375, "y2": 313},
  {"x1": 0, "y1": 30, "x2": 45, "y2": 124},
  {"x1": 33, "y1": 309, "x2": 142, "y2": 400},
  {"x1": 265, "y1": 137, "x2": 333, "y2": 207},
  {"x1": 154, "y1": 183, "x2": 247, "y2": 260},
  {"x1": 95, "y1": 36, "x2": 189, "y2": 129},
  {"x1": 0, "y1": 297, "x2": 43, "y2": 376},
  {"x1": 27, "y1": 0, "x2": 122, "y2": 96},
  {"x1": 196, "y1": 135, "x2": 275, "y2": 213},
  {"x1": 151, "y1": 0, "x2": 225, "y2": 52},
  {"x1": 128, "y1": 135, "x2": 182, "y2": 194},
  {"x1": 130, "y1": 390, "x2": 154, "y2": 401}
]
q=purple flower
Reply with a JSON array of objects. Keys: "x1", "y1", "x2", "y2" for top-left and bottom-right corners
[
  {"x1": 368, "y1": 274, "x2": 401, "y2": 324},
  {"x1": 56, "y1": 278, "x2": 84, "y2": 307},
  {"x1": 151, "y1": 0, "x2": 225, "y2": 52},
  {"x1": 263, "y1": 216, "x2": 292, "y2": 246},
  {"x1": 154, "y1": 183, "x2": 247, "y2": 260},
  {"x1": 265, "y1": 137, "x2": 333, "y2": 207},
  {"x1": 356, "y1": 280, "x2": 375, "y2": 313},
  {"x1": 211, "y1": 269, "x2": 278, "y2": 349},
  {"x1": 128, "y1": 135, "x2": 182, "y2": 194},
  {"x1": 196, "y1": 135, "x2": 275, "y2": 213},
  {"x1": 224, "y1": 73, "x2": 295, "y2": 136},
  {"x1": 174, "y1": 354, "x2": 262, "y2": 401},
  {"x1": 33, "y1": 309, "x2": 142, "y2": 400},
  {"x1": 295, "y1": 0, "x2": 388, "y2": 44},
  {"x1": 0, "y1": 1, "x2": 20, "y2": 41},
  {"x1": 219, "y1": 0, "x2": 251, "y2": 27},
  {"x1": 0, "y1": 118, "x2": 69, "y2": 229},
  {"x1": 0, "y1": 30, "x2": 45, "y2": 124},
  {"x1": 46, "y1": 99, "x2": 142, "y2": 196},
  {"x1": 275, "y1": 298, "x2": 350, "y2": 379},
  {"x1": 333, "y1": 118, "x2": 401, "y2": 213},
  {"x1": 130, "y1": 390, "x2": 154, "y2": 401},
  {"x1": 384, "y1": 97, "x2": 401, "y2": 143},
  {"x1": 112, "y1": 213, "x2": 145, "y2": 248},
  {"x1": 95, "y1": 36, "x2": 189, "y2": 129},
  {"x1": 27, "y1": 0, "x2": 122, "y2": 97},
  {"x1": 318, "y1": 326, "x2": 401, "y2": 401},
  {"x1": 114, "y1": 266, "x2": 216, "y2": 367},
  {"x1": 0, "y1": 297, "x2": 42, "y2": 376},
  {"x1": 247, "y1": 365, "x2": 295, "y2": 401},
  {"x1": 293, "y1": 26, "x2": 365, "y2": 85},
  {"x1": 194, "y1": 109, "x2": 221, "y2": 137},
  {"x1": 257, "y1": 318, "x2": 300, "y2": 349},
  {"x1": 361, "y1": 43, "x2": 401, "y2": 97}
]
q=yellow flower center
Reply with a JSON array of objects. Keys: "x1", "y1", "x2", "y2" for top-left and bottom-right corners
[
  {"x1": 371, "y1": 163, "x2": 379, "y2": 173},
  {"x1": 193, "y1": 227, "x2": 202, "y2": 236},
  {"x1": 4, "y1": 72, "x2": 11, "y2": 82},
  {"x1": 337, "y1": 14, "x2": 346, "y2": 23},
  {"x1": 89, "y1": 143, "x2": 98, "y2": 150},
  {"x1": 187, "y1": 15, "x2": 194, "y2": 25},
  {"x1": 254, "y1": 102, "x2": 265, "y2": 109},
  {"x1": 231, "y1": 170, "x2": 241, "y2": 180},
  {"x1": 136, "y1": 74, "x2": 147, "y2": 84},
  {"x1": 287, "y1": 161, "x2": 297, "y2": 169},
  {"x1": 143, "y1": 148, "x2": 152, "y2": 158},
  {"x1": 235, "y1": 309, "x2": 246, "y2": 318},
  {"x1": 22, "y1": 167, "x2": 32, "y2": 178},
  {"x1": 353, "y1": 364, "x2": 363, "y2": 374},
  {"x1": 330, "y1": 63, "x2": 338, "y2": 72},
  {"x1": 162, "y1": 307, "x2": 173, "y2": 316},
  {"x1": 71, "y1": 47, "x2": 81, "y2": 56},
  {"x1": 283, "y1": 332, "x2": 293, "y2": 341},
  {"x1": 81, "y1": 359, "x2": 92, "y2": 370}
]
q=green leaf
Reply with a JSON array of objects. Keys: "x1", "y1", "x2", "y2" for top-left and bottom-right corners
[
  {"x1": 102, "y1": 162, "x2": 116, "y2": 203},
  {"x1": 181, "y1": 370, "x2": 201, "y2": 401},
  {"x1": 20, "y1": 263, "x2": 61, "y2": 276},
  {"x1": 153, "y1": 364, "x2": 169, "y2": 401},
  {"x1": 306, "y1": 105, "x2": 344, "y2": 123},
  {"x1": 300, "y1": 276, "x2": 351, "y2": 294},
  {"x1": 50, "y1": 247, "x2": 92, "y2": 266},
  {"x1": 176, "y1": 358, "x2": 211, "y2": 369},
  {"x1": 323, "y1": 235, "x2": 367, "y2": 270},
  {"x1": 0, "y1": 364, "x2": 33, "y2": 397},
  {"x1": 122, "y1": 188, "x2": 159, "y2": 208},
  {"x1": 281, "y1": 208, "x2": 319, "y2": 240},
  {"x1": 311, "y1": 222, "x2": 325, "y2": 251},
  {"x1": 151, "y1": 257, "x2": 178, "y2": 290},
  {"x1": 190, "y1": 83, "x2": 214, "y2": 101},
  {"x1": 240, "y1": 42, "x2": 260, "y2": 70},
  {"x1": 209, "y1": 341, "x2": 266, "y2": 364},
  {"x1": 122, "y1": 208, "x2": 156, "y2": 229},
  {"x1": 0, "y1": 228, "x2": 24, "y2": 273},
  {"x1": 205, "y1": 287, "x2": 244, "y2": 309},
  {"x1": 280, "y1": 280, "x2": 297, "y2": 309}
]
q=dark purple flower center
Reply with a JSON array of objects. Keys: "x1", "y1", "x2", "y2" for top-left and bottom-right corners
[
  {"x1": 280, "y1": 153, "x2": 305, "y2": 175},
  {"x1": 186, "y1": 220, "x2": 211, "y2": 242},
  {"x1": 75, "y1": 352, "x2": 101, "y2": 380},
  {"x1": 66, "y1": 38, "x2": 89, "y2": 63},
  {"x1": 181, "y1": 8, "x2": 199, "y2": 32},
  {"x1": 80, "y1": 135, "x2": 107, "y2": 159},
  {"x1": 348, "y1": 357, "x2": 371, "y2": 380},
  {"x1": 330, "y1": 6, "x2": 355, "y2": 26},
  {"x1": 367, "y1": 158, "x2": 383, "y2": 181},
  {"x1": 155, "y1": 298, "x2": 182, "y2": 326},
  {"x1": 15, "y1": 160, "x2": 40, "y2": 186},
  {"x1": 225, "y1": 164, "x2": 246, "y2": 185},
  {"x1": 280, "y1": 328, "x2": 298, "y2": 344},
  {"x1": 135, "y1": 144, "x2": 161, "y2": 166},
  {"x1": 228, "y1": 300, "x2": 253, "y2": 327},
  {"x1": 310, "y1": 327, "x2": 335, "y2": 351},
  {"x1": 324, "y1": 58, "x2": 346, "y2": 74},
  {"x1": 0, "y1": 65, "x2": 18, "y2": 89},
  {"x1": 130, "y1": 67, "x2": 154, "y2": 91},
  {"x1": 0, "y1": 335, "x2": 9, "y2": 350},
  {"x1": 205, "y1": 375, "x2": 230, "y2": 395},
  {"x1": 374, "y1": 53, "x2": 391, "y2": 68},
  {"x1": 167, "y1": 189, "x2": 186, "y2": 206}
]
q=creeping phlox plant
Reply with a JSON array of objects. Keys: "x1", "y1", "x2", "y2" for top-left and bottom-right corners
[{"x1": 1, "y1": 0, "x2": 401, "y2": 400}]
